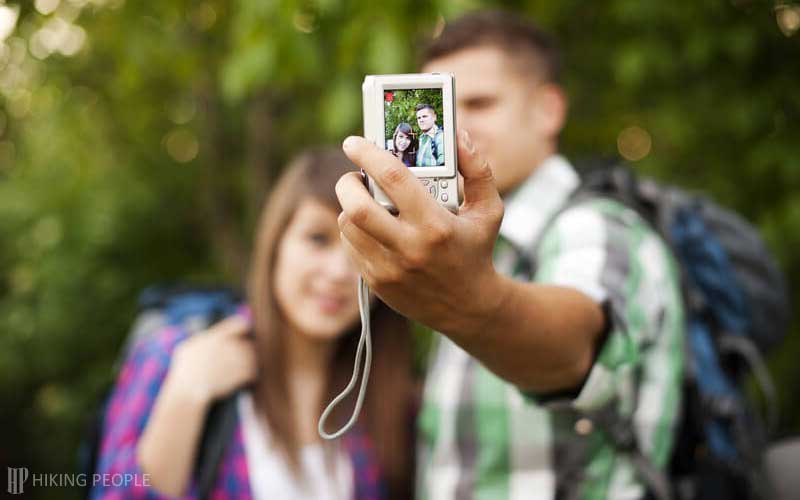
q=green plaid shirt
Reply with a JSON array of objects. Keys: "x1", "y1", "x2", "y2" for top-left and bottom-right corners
[
  {"x1": 417, "y1": 125, "x2": 445, "y2": 166},
  {"x1": 416, "y1": 156, "x2": 685, "y2": 500}
]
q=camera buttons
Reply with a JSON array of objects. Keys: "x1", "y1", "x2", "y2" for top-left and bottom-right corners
[
  {"x1": 421, "y1": 179, "x2": 430, "y2": 186},
  {"x1": 440, "y1": 180, "x2": 449, "y2": 188},
  {"x1": 441, "y1": 193, "x2": 449, "y2": 202}
]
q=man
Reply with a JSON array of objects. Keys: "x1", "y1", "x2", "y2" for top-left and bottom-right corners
[
  {"x1": 416, "y1": 103, "x2": 445, "y2": 166},
  {"x1": 336, "y1": 10, "x2": 684, "y2": 499}
]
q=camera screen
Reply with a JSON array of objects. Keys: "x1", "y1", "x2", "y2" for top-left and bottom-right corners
[{"x1": 383, "y1": 88, "x2": 445, "y2": 168}]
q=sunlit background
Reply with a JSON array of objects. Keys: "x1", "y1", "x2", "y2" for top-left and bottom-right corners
[{"x1": 0, "y1": 1, "x2": 798, "y2": 497}]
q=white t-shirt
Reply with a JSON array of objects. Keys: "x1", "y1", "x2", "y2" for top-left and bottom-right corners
[{"x1": 237, "y1": 392, "x2": 354, "y2": 500}]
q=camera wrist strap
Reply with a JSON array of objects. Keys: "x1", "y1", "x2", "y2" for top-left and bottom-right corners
[{"x1": 318, "y1": 276, "x2": 372, "y2": 440}]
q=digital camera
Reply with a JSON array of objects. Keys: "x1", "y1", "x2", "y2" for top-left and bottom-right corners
[{"x1": 361, "y1": 73, "x2": 461, "y2": 214}]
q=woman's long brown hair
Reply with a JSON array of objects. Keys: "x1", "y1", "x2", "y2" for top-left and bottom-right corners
[{"x1": 247, "y1": 147, "x2": 413, "y2": 498}]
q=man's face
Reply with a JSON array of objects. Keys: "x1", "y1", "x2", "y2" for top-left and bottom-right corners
[
  {"x1": 423, "y1": 46, "x2": 564, "y2": 195},
  {"x1": 416, "y1": 108, "x2": 437, "y2": 132}
]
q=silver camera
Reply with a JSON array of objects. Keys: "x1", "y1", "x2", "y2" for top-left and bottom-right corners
[{"x1": 361, "y1": 73, "x2": 461, "y2": 214}]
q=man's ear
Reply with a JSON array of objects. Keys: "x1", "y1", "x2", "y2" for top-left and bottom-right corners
[{"x1": 532, "y1": 84, "x2": 568, "y2": 140}]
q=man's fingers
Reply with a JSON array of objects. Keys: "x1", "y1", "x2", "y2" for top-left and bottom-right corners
[
  {"x1": 335, "y1": 171, "x2": 407, "y2": 250},
  {"x1": 456, "y1": 129, "x2": 502, "y2": 210},
  {"x1": 342, "y1": 136, "x2": 433, "y2": 219},
  {"x1": 338, "y1": 213, "x2": 399, "y2": 283}
]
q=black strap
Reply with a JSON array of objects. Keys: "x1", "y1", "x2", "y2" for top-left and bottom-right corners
[
  {"x1": 587, "y1": 406, "x2": 674, "y2": 500},
  {"x1": 195, "y1": 304, "x2": 241, "y2": 500},
  {"x1": 195, "y1": 395, "x2": 239, "y2": 500}
]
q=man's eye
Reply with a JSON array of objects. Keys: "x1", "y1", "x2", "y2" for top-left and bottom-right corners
[{"x1": 465, "y1": 97, "x2": 495, "y2": 110}]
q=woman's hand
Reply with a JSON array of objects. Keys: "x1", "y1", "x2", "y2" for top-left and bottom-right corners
[
  {"x1": 168, "y1": 315, "x2": 258, "y2": 404},
  {"x1": 138, "y1": 315, "x2": 257, "y2": 497}
]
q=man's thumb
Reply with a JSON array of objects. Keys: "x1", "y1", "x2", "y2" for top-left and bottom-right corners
[{"x1": 457, "y1": 129, "x2": 501, "y2": 209}]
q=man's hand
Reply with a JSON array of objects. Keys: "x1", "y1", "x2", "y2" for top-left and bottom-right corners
[
  {"x1": 337, "y1": 131, "x2": 605, "y2": 393},
  {"x1": 335, "y1": 130, "x2": 506, "y2": 338}
]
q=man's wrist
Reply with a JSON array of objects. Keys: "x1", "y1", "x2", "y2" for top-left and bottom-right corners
[{"x1": 446, "y1": 268, "x2": 512, "y2": 341}]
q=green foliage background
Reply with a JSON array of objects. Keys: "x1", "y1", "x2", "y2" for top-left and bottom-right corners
[
  {"x1": 0, "y1": 1, "x2": 798, "y2": 497},
  {"x1": 384, "y1": 89, "x2": 444, "y2": 141}
]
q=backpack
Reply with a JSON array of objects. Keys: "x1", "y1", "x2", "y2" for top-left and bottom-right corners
[
  {"x1": 79, "y1": 285, "x2": 243, "y2": 500},
  {"x1": 535, "y1": 165, "x2": 791, "y2": 500}
]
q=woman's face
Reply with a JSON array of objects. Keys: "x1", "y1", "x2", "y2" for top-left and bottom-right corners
[
  {"x1": 394, "y1": 131, "x2": 411, "y2": 152},
  {"x1": 273, "y1": 198, "x2": 360, "y2": 341}
]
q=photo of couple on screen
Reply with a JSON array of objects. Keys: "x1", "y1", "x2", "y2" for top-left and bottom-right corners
[{"x1": 384, "y1": 89, "x2": 445, "y2": 167}]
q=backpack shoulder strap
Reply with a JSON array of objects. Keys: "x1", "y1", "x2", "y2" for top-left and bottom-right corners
[
  {"x1": 522, "y1": 170, "x2": 676, "y2": 500},
  {"x1": 130, "y1": 286, "x2": 243, "y2": 499},
  {"x1": 196, "y1": 395, "x2": 240, "y2": 500}
]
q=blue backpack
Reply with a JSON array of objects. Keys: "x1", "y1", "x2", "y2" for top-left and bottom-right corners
[
  {"x1": 560, "y1": 166, "x2": 790, "y2": 500},
  {"x1": 79, "y1": 285, "x2": 243, "y2": 500}
]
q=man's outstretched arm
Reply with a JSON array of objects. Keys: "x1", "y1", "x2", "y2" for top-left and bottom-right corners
[{"x1": 335, "y1": 132, "x2": 604, "y2": 394}]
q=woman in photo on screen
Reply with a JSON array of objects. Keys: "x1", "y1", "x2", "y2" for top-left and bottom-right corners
[{"x1": 390, "y1": 122, "x2": 417, "y2": 168}]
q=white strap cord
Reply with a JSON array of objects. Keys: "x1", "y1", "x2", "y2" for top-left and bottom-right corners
[{"x1": 318, "y1": 276, "x2": 372, "y2": 440}]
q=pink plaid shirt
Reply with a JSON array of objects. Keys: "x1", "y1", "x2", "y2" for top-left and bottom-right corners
[{"x1": 90, "y1": 324, "x2": 384, "y2": 500}]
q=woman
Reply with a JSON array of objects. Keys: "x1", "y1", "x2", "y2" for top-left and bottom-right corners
[
  {"x1": 390, "y1": 123, "x2": 417, "y2": 167},
  {"x1": 91, "y1": 148, "x2": 414, "y2": 500}
]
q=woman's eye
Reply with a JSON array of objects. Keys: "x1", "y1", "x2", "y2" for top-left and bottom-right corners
[{"x1": 308, "y1": 232, "x2": 331, "y2": 246}]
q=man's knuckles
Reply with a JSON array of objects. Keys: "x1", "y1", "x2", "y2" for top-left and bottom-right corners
[
  {"x1": 377, "y1": 164, "x2": 409, "y2": 191},
  {"x1": 363, "y1": 262, "x2": 404, "y2": 289},
  {"x1": 423, "y1": 220, "x2": 455, "y2": 247},
  {"x1": 343, "y1": 202, "x2": 373, "y2": 229}
]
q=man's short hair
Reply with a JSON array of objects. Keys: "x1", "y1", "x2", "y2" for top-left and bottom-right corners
[
  {"x1": 415, "y1": 103, "x2": 435, "y2": 114},
  {"x1": 421, "y1": 10, "x2": 561, "y2": 84}
]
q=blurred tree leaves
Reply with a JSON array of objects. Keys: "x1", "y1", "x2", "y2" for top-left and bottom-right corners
[
  {"x1": 384, "y1": 89, "x2": 444, "y2": 142},
  {"x1": 0, "y1": 1, "x2": 799, "y2": 497}
]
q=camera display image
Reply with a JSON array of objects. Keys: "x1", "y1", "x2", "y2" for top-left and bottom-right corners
[{"x1": 384, "y1": 88, "x2": 445, "y2": 167}]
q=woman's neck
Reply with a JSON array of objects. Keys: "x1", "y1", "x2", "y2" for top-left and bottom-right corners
[{"x1": 284, "y1": 330, "x2": 336, "y2": 444}]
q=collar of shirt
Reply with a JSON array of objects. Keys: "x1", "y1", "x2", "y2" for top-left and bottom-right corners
[
  {"x1": 425, "y1": 124, "x2": 440, "y2": 138},
  {"x1": 498, "y1": 154, "x2": 579, "y2": 252}
]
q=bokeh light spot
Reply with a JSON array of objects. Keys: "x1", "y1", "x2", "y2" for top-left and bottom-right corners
[
  {"x1": 35, "y1": 0, "x2": 61, "y2": 16},
  {"x1": 164, "y1": 128, "x2": 199, "y2": 163},
  {"x1": 293, "y1": 11, "x2": 316, "y2": 34},
  {"x1": 776, "y1": 5, "x2": 800, "y2": 37},
  {"x1": 168, "y1": 97, "x2": 196, "y2": 125},
  {"x1": 191, "y1": 3, "x2": 217, "y2": 31},
  {"x1": 617, "y1": 125, "x2": 652, "y2": 161},
  {"x1": 0, "y1": 5, "x2": 20, "y2": 42}
]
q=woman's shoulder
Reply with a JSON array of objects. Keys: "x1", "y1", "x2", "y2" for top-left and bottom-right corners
[
  {"x1": 108, "y1": 325, "x2": 189, "y2": 399},
  {"x1": 126, "y1": 303, "x2": 249, "y2": 364}
]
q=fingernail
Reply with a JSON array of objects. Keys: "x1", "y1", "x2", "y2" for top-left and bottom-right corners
[
  {"x1": 343, "y1": 136, "x2": 360, "y2": 151},
  {"x1": 462, "y1": 130, "x2": 476, "y2": 155}
]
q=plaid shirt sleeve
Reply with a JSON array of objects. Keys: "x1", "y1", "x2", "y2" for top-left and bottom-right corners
[
  {"x1": 91, "y1": 326, "x2": 197, "y2": 500},
  {"x1": 529, "y1": 198, "x2": 684, "y2": 464}
]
